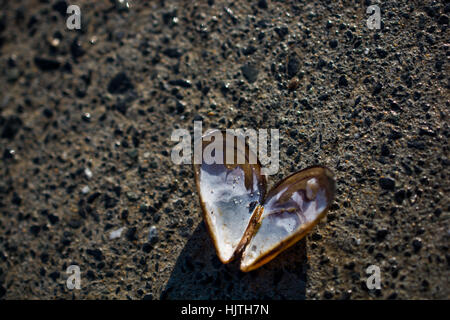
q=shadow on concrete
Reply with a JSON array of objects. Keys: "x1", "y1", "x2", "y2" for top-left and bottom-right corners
[{"x1": 161, "y1": 221, "x2": 308, "y2": 299}]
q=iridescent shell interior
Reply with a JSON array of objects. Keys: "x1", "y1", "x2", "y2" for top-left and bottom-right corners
[
  {"x1": 193, "y1": 130, "x2": 335, "y2": 271},
  {"x1": 240, "y1": 166, "x2": 335, "y2": 271},
  {"x1": 193, "y1": 130, "x2": 266, "y2": 263}
]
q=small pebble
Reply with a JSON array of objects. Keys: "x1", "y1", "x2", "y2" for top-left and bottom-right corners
[
  {"x1": 148, "y1": 226, "x2": 158, "y2": 244},
  {"x1": 241, "y1": 63, "x2": 259, "y2": 83},
  {"x1": 109, "y1": 227, "x2": 125, "y2": 240},
  {"x1": 84, "y1": 167, "x2": 93, "y2": 179},
  {"x1": 379, "y1": 177, "x2": 395, "y2": 190},
  {"x1": 412, "y1": 238, "x2": 423, "y2": 252}
]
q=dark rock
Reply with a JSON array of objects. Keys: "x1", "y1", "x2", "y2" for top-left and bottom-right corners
[
  {"x1": 1, "y1": 116, "x2": 22, "y2": 139},
  {"x1": 242, "y1": 45, "x2": 257, "y2": 55},
  {"x1": 168, "y1": 79, "x2": 192, "y2": 88},
  {"x1": 376, "y1": 229, "x2": 389, "y2": 241},
  {"x1": 388, "y1": 130, "x2": 402, "y2": 140},
  {"x1": 113, "y1": 99, "x2": 130, "y2": 115},
  {"x1": 162, "y1": 48, "x2": 183, "y2": 58},
  {"x1": 435, "y1": 60, "x2": 443, "y2": 72},
  {"x1": 257, "y1": 0, "x2": 268, "y2": 9},
  {"x1": 162, "y1": 10, "x2": 177, "y2": 25},
  {"x1": 437, "y1": 15, "x2": 449, "y2": 25},
  {"x1": 317, "y1": 58, "x2": 327, "y2": 69},
  {"x1": 81, "y1": 113, "x2": 91, "y2": 122},
  {"x1": 11, "y1": 192, "x2": 21, "y2": 205},
  {"x1": 87, "y1": 192, "x2": 101, "y2": 203},
  {"x1": 412, "y1": 238, "x2": 423, "y2": 252},
  {"x1": 381, "y1": 144, "x2": 390, "y2": 156},
  {"x1": 139, "y1": 204, "x2": 149, "y2": 214},
  {"x1": 49, "y1": 271, "x2": 60, "y2": 282},
  {"x1": 418, "y1": 127, "x2": 436, "y2": 137},
  {"x1": 86, "y1": 248, "x2": 103, "y2": 261},
  {"x1": 287, "y1": 55, "x2": 300, "y2": 78},
  {"x1": 42, "y1": 108, "x2": 54, "y2": 118},
  {"x1": 329, "y1": 39, "x2": 338, "y2": 48},
  {"x1": 372, "y1": 83, "x2": 382, "y2": 95},
  {"x1": 108, "y1": 72, "x2": 134, "y2": 94},
  {"x1": 274, "y1": 26, "x2": 289, "y2": 38},
  {"x1": 142, "y1": 243, "x2": 152, "y2": 253},
  {"x1": 68, "y1": 219, "x2": 82, "y2": 229},
  {"x1": 29, "y1": 225, "x2": 41, "y2": 236},
  {"x1": 52, "y1": 1, "x2": 68, "y2": 16},
  {"x1": 344, "y1": 261, "x2": 355, "y2": 270},
  {"x1": 407, "y1": 140, "x2": 426, "y2": 150},
  {"x1": 71, "y1": 38, "x2": 85, "y2": 60},
  {"x1": 394, "y1": 190, "x2": 406, "y2": 204},
  {"x1": 376, "y1": 48, "x2": 388, "y2": 59},
  {"x1": 34, "y1": 57, "x2": 61, "y2": 71},
  {"x1": 312, "y1": 232, "x2": 322, "y2": 241},
  {"x1": 61, "y1": 237, "x2": 71, "y2": 246},
  {"x1": 104, "y1": 194, "x2": 118, "y2": 209},
  {"x1": 126, "y1": 149, "x2": 138, "y2": 161},
  {"x1": 241, "y1": 63, "x2": 259, "y2": 83},
  {"x1": 345, "y1": 30, "x2": 353, "y2": 40},
  {"x1": 379, "y1": 177, "x2": 395, "y2": 190},
  {"x1": 286, "y1": 145, "x2": 296, "y2": 156},
  {"x1": 434, "y1": 208, "x2": 442, "y2": 217},
  {"x1": 289, "y1": 129, "x2": 298, "y2": 138},
  {"x1": 126, "y1": 227, "x2": 138, "y2": 241},
  {"x1": 40, "y1": 252, "x2": 49, "y2": 263},
  {"x1": 86, "y1": 270, "x2": 96, "y2": 280},
  {"x1": 3, "y1": 148, "x2": 15, "y2": 160},
  {"x1": 338, "y1": 75, "x2": 348, "y2": 87},
  {"x1": 143, "y1": 293, "x2": 153, "y2": 300},
  {"x1": 319, "y1": 93, "x2": 329, "y2": 101}
]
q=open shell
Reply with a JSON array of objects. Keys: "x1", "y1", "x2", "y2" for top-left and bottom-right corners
[
  {"x1": 240, "y1": 166, "x2": 335, "y2": 271},
  {"x1": 193, "y1": 130, "x2": 266, "y2": 263},
  {"x1": 194, "y1": 130, "x2": 335, "y2": 271}
]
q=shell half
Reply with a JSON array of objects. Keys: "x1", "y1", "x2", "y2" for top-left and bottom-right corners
[
  {"x1": 193, "y1": 130, "x2": 266, "y2": 263},
  {"x1": 240, "y1": 166, "x2": 335, "y2": 271}
]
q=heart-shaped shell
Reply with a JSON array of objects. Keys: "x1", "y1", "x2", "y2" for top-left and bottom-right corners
[{"x1": 194, "y1": 130, "x2": 335, "y2": 271}]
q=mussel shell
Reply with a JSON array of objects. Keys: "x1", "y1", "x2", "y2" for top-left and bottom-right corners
[
  {"x1": 193, "y1": 130, "x2": 267, "y2": 263},
  {"x1": 240, "y1": 166, "x2": 335, "y2": 272}
]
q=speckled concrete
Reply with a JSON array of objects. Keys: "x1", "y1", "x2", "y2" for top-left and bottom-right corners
[{"x1": 0, "y1": 0, "x2": 449, "y2": 299}]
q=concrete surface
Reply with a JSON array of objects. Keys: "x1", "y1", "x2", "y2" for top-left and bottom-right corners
[{"x1": 0, "y1": 0, "x2": 449, "y2": 299}]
